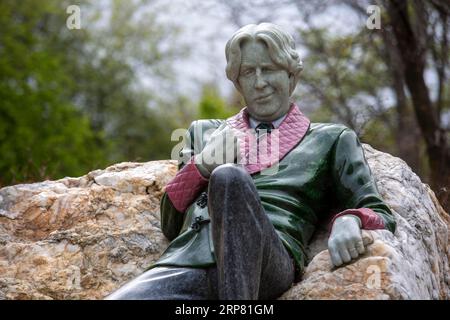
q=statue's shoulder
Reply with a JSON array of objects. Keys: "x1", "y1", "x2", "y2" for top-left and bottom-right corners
[
  {"x1": 188, "y1": 119, "x2": 224, "y2": 133},
  {"x1": 309, "y1": 122, "x2": 350, "y2": 138}
]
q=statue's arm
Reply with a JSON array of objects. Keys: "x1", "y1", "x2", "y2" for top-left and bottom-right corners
[
  {"x1": 328, "y1": 128, "x2": 396, "y2": 266},
  {"x1": 160, "y1": 193, "x2": 184, "y2": 241},
  {"x1": 330, "y1": 128, "x2": 396, "y2": 232},
  {"x1": 159, "y1": 121, "x2": 207, "y2": 240}
]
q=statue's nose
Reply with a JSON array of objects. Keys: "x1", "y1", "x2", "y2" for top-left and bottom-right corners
[{"x1": 254, "y1": 69, "x2": 268, "y2": 89}]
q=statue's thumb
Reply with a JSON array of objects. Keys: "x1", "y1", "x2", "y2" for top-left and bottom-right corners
[{"x1": 361, "y1": 230, "x2": 374, "y2": 247}]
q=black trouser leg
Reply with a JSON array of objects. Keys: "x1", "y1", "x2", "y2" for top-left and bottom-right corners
[
  {"x1": 208, "y1": 164, "x2": 295, "y2": 300},
  {"x1": 105, "y1": 266, "x2": 218, "y2": 300}
]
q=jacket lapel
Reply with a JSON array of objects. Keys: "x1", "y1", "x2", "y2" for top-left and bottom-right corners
[{"x1": 226, "y1": 103, "x2": 311, "y2": 175}]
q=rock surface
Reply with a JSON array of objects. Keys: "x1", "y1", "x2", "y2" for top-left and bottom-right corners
[
  {"x1": 0, "y1": 161, "x2": 174, "y2": 300},
  {"x1": 0, "y1": 146, "x2": 449, "y2": 300}
]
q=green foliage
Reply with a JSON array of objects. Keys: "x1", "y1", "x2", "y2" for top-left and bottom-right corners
[
  {"x1": 198, "y1": 85, "x2": 235, "y2": 119},
  {"x1": 360, "y1": 113, "x2": 397, "y2": 156},
  {"x1": 0, "y1": 0, "x2": 109, "y2": 185},
  {"x1": 0, "y1": 0, "x2": 193, "y2": 186},
  {"x1": 296, "y1": 27, "x2": 392, "y2": 131},
  {"x1": 308, "y1": 106, "x2": 335, "y2": 124}
]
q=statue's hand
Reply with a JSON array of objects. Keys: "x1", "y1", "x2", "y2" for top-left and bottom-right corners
[
  {"x1": 328, "y1": 215, "x2": 365, "y2": 267},
  {"x1": 195, "y1": 124, "x2": 239, "y2": 178}
]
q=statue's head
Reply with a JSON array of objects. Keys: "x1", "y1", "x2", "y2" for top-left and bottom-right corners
[{"x1": 225, "y1": 23, "x2": 303, "y2": 121}]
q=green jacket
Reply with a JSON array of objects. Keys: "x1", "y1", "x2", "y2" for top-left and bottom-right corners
[{"x1": 152, "y1": 106, "x2": 396, "y2": 275}]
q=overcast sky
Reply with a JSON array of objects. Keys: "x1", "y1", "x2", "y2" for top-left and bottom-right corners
[{"x1": 137, "y1": 0, "x2": 365, "y2": 101}]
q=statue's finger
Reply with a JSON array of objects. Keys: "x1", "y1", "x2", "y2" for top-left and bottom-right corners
[
  {"x1": 347, "y1": 244, "x2": 359, "y2": 259},
  {"x1": 233, "y1": 136, "x2": 240, "y2": 161},
  {"x1": 223, "y1": 137, "x2": 236, "y2": 163},
  {"x1": 210, "y1": 123, "x2": 228, "y2": 139},
  {"x1": 361, "y1": 230, "x2": 374, "y2": 246},
  {"x1": 328, "y1": 244, "x2": 343, "y2": 267},
  {"x1": 338, "y1": 242, "x2": 351, "y2": 263},
  {"x1": 356, "y1": 239, "x2": 365, "y2": 254}
]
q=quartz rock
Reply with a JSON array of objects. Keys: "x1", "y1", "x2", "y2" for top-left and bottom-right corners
[{"x1": 0, "y1": 146, "x2": 448, "y2": 299}]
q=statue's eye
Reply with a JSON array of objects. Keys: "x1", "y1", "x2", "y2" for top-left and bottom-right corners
[{"x1": 241, "y1": 68, "x2": 254, "y2": 76}]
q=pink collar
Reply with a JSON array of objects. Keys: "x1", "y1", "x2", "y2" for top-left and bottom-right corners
[{"x1": 226, "y1": 103, "x2": 310, "y2": 175}]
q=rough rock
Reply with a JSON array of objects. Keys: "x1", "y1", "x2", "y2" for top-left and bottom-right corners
[
  {"x1": 0, "y1": 161, "x2": 175, "y2": 300},
  {"x1": 0, "y1": 146, "x2": 449, "y2": 300}
]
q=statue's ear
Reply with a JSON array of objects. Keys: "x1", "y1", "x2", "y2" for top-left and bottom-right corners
[
  {"x1": 234, "y1": 80, "x2": 243, "y2": 95},
  {"x1": 289, "y1": 73, "x2": 297, "y2": 96}
]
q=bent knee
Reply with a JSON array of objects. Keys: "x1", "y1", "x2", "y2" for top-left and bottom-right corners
[{"x1": 210, "y1": 164, "x2": 249, "y2": 185}]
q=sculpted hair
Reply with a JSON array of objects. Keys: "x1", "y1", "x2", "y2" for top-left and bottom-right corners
[{"x1": 225, "y1": 23, "x2": 303, "y2": 93}]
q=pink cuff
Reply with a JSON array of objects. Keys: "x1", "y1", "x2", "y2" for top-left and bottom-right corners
[
  {"x1": 329, "y1": 208, "x2": 385, "y2": 231},
  {"x1": 165, "y1": 157, "x2": 209, "y2": 213}
]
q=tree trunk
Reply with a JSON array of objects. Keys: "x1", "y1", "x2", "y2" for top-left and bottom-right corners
[
  {"x1": 387, "y1": 0, "x2": 450, "y2": 211},
  {"x1": 380, "y1": 26, "x2": 423, "y2": 174}
]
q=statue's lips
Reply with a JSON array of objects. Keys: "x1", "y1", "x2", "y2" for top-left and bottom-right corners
[{"x1": 254, "y1": 93, "x2": 273, "y2": 103}]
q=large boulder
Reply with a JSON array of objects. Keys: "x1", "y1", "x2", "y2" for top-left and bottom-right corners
[
  {"x1": 0, "y1": 146, "x2": 449, "y2": 299},
  {"x1": 0, "y1": 162, "x2": 174, "y2": 299}
]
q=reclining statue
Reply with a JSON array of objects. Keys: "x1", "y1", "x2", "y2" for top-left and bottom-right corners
[{"x1": 106, "y1": 22, "x2": 396, "y2": 300}]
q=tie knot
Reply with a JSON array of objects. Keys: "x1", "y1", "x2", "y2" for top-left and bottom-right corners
[{"x1": 255, "y1": 122, "x2": 274, "y2": 133}]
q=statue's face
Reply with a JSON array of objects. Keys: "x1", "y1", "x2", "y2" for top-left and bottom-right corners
[{"x1": 237, "y1": 39, "x2": 292, "y2": 122}]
